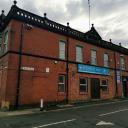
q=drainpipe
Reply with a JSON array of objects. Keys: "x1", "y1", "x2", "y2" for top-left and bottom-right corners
[
  {"x1": 110, "y1": 39, "x2": 118, "y2": 98},
  {"x1": 66, "y1": 22, "x2": 69, "y2": 103},
  {"x1": 15, "y1": 23, "x2": 24, "y2": 109},
  {"x1": 114, "y1": 51, "x2": 118, "y2": 97}
]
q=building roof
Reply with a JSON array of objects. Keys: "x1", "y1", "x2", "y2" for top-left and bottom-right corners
[{"x1": 0, "y1": 3, "x2": 128, "y2": 55}]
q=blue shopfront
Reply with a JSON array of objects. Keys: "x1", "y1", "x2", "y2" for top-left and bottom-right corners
[{"x1": 78, "y1": 64, "x2": 110, "y2": 99}]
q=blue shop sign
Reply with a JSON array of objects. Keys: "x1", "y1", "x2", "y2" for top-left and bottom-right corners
[{"x1": 78, "y1": 64, "x2": 110, "y2": 75}]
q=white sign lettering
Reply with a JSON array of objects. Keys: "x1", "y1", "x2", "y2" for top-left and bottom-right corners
[{"x1": 21, "y1": 67, "x2": 34, "y2": 71}]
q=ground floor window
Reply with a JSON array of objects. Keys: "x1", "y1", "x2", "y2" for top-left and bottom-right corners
[
  {"x1": 79, "y1": 77, "x2": 88, "y2": 92},
  {"x1": 101, "y1": 80, "x2": 108, "y2": 91},
  {"x1": 58, "y1": 75, "x2": 66, "y2": 92}
]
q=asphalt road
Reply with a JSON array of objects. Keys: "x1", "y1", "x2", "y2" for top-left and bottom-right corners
[{"x1": 0, "y1": 100, "x2": 128, "y2": 128}]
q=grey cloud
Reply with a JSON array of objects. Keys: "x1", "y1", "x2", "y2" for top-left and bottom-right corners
[
  {"x1": 0, "y1": 0, "x2": 128, "y2": 47},
  {"x1": 21, "y1": 0, "x2": 41, "y2": 16},
  {"x1": 0, "y1": 0, "x2": 12, "y2": 15},
  {"x1": 37, "y1": 0, "x2": 83, "y2": 24},
  {"x1": 39, "y1": 6, "x2": 67, "y2": 24},
  {"x1": 89, "y1": 0, "x2": 128, "y2": 18},
  {"x1": 65, "y1": 0, "x2": 83, "y2": 19}
]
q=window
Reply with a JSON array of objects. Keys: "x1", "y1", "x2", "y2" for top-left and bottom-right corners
[
  {"x1": 59, "y1": 41, "x2": 66, "y2": 59},
  {"x1": 79, "y1": 78, "x2": 88, "y2": 92},
  {"x1": 120, "y1": 56, "x2": 125, "y2": 70},
  {"x1": 3, "y1": 31, "x2": 8, "y2": 52},
  {"x1": 76, "y1": 46, "x2": 83, "y2": 62},
  {"x1": 101, "y1": 80, "x2": 108, "y2": 91},
  {"x1": 104, "y1": 53, "x2": 109, "y2": 67},
  {"x1": 58, "y1": 75, "x2": 66, "y2": 92},
  {"x1": 0, "y1": 33, "x2": 2, "y2": 53},
  {"x1": 91, "y1": 50, "x2": 97, "y2": 65}
]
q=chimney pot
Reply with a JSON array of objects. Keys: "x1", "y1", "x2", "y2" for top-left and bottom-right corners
[
  {"x1": 67, "y1": 22, "x2": 69, "y2": 27},
  {"x1": 2, "y1": 10, "x2": 4, "y2": 14},
  {"x1": 13, "y1": 0, "x2": 17, "y2": 5},
  {"x1": 119, "y1": 43, "x2": 121, "y2": 46},
  {"x1": 44, "y1": 13, "x2": 47, "y2": 18}
]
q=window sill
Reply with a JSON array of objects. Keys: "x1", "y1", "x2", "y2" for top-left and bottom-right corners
[
  {"x1": 58, "y1": 92, "x2": 66, "y2": 95},
  {"x1": 79, "y1": 92, "x2": 88, "y2": 95},
  {"x1": 101, "y1": 91, "x2": 109, "y2": 94}
]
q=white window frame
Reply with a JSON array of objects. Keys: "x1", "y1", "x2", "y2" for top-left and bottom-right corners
[
  {"x1": 3, "y1": 31, "x2": 8, "y2": 52},
  {"x1": 79, "y1": 77, "x2": 88, "y2": 92},
  {"x1": 59, "y1": 40, "x2": 66, "y2": 60},
  {"x1": 104, "y1": 53, "x2": 109, "y2": 67},
  {"x1": 101, "y1": 80, "x2": 108, "y2": 91},
  {"x1": 91, "y1": 49, "x2": 97, "y2": 65},
  {"x1": 0, "y1": 33, "x2": 2, "y2": 53},
  {"x1": 76, "y1": 45, "x2": 83, "y2": 62},
  {"x1": 58, "y1": 75, "x2": 66, "y2": 92},
  {"x1": 120, "y1": 56, "x2": 125, "y2": 70}
]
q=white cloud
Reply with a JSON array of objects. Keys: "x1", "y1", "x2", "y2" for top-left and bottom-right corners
[{"x1": 0, "y1": 0, "x2": 128, "y2": 47}]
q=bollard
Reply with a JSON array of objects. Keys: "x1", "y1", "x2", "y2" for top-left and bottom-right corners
[{"x1": 40, "y1": 99, "x2": 44, "y2": 111}]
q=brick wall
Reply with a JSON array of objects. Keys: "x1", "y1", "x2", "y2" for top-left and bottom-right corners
[{"x1": 0, "y1": 19, "x2": 128, "y2": 107}]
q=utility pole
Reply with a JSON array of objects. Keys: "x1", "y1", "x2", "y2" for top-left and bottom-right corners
[{"x1": 88, "y1": 0, "x2": 91, "y2": 30}]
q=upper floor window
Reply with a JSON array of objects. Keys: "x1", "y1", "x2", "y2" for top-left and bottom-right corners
[
  {"x1": 120, "y1": 56, "x2": 125, "y2": 70},
  {"x1": 3, "y1": 31, "x2": 8, "y2": 52},
  {"x1": 0, "y1": 33, "x2": 2, "y2": 43},
  {"x1": 104, "y1": 53, "x2": 109, "y2": 67},
  {"x1": 91, "y1": 50, "x2": 97, "y2": 65},
  {"x1": 59, "y1": 41, "x2": 66, "y2": 59},
  {"x1": 76, "y1": 46, "x2": 83, "y2": 62},
  {"x1": 0, "y1": 33, "x2": 2, "y2": 53}
]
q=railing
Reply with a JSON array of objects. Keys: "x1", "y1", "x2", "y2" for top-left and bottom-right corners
[{"x1": 8, "y1": 6, "x2": 85, "y2": 41}]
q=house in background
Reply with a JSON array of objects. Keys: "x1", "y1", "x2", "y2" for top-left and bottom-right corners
[{"x1": 0, "y1": 1, "x2": 128, "y2": 109}]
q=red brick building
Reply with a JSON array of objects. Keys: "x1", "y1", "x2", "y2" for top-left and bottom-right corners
[{"x1": 0, "y1": 1, "x2": 128, "y2": 109}]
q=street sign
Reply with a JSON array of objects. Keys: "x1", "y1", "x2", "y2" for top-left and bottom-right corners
[{"x1": 21, "y1": 67, "x2": 34, "y2": 71}]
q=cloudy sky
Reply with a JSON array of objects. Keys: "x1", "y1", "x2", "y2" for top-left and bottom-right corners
[{"x1": 1, "y1": 0, "x2": 128, "y2": 47}]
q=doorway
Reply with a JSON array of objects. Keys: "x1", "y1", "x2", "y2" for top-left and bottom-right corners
[
  {"x1": 91, "y1": 78, "x2": 100, "y2": 99},
  {"x1": 122, "y1": 79, "x2": 127, "y2": 97}
]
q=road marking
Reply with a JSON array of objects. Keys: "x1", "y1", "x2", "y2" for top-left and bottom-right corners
[
  {"x1": 99, "y1": 108, "x2": 128, "y2": 116},
  {"x1": 96, "y1": 121, "x2": 114, "y2": 126},
  {"x1": 33, "y1": 118, "x2": 76, "y2": 128}
]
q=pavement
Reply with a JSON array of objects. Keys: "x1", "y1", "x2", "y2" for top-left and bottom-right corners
[
  {"x1": 0, "y1": 98, "x2": 128, "y2": 128},
  {"x1": 0, "y1": 98, "x2": 127, "y2": 117}
]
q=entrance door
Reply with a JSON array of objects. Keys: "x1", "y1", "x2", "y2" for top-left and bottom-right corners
[
  {"x1": 122, "y1": 81, "x2": 127, "y2": 97},
  {"x1": 91, "y1": 78, "x2": 100, "y2": 99}
]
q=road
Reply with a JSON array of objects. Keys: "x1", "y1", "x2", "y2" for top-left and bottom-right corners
[{"x1": 0, "y1": 100, "x2": 128, "y2": 128}]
